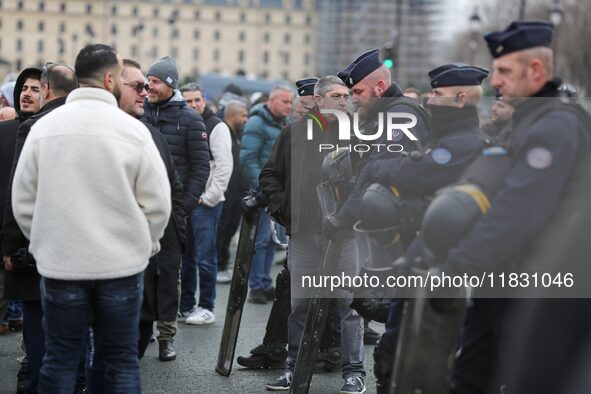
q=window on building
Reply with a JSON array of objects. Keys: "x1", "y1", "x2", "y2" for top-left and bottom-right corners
[
  {"x1": 304, "y1": 52, "x2": 310, "y2": 65},
  {"x1": 213, "y1": 48, "x2": 220, "y2": 62},
  {"x1": 38, "y1": 40, "x2": 44, "y2": 52},
  {"x1": 131, "y1": 45, "x2": 137, "y2": 57},
  {"x1": 172, "y1": 47, "x2": 178, "y2": 58},
  {"x1": 265, "y1": 13, "x2": 271, "y2": 23},
  {"x1": 306, "y1": 15, "x2": 312, "y2": 26},
  {"x1": 264, "y1": 32, "x2": 270, "y2": 43},
  {"x1": 238, "y1": 50, "x2": 244, "y2": 63},
  {"x1": 60, "y1": 2, "x2": 66, "y2": 12},
  {"x1": 0, "y1": 38, "x2": 2, "y2": 51},
  {"x1": 304, "y1": 34, "x2": 310, "y2": 45},
  {"x1": 214, "y1": 30, "x2": 220, "y2": 41},
  {"x1": 194, "y1": 29, "x2": 200, "y2": 39},
  {"x1": 195, "y1": 10, "x2": 200, "y2": 19},
  {"x1": 16, "y1": 39, "x2": 22, "y2": 52},
  {"x1": 133, "y1": 7, "x2": 138, "y2": 16},
  {"x1": 284, "y1": 33, "x2": 290, "y2": 44},
  {"x1": 285, "y1": 15, "x2": 291, "y2": 24},
  {"x1": 263, "y1": 51, "x2": 269, "y2": 64},
  {"x1": 60, "y1": 22, "x2": 66, "y2": 33},
  {"x1": 153, "y1": 8, "x2": 159, "y2": 18},
  {"x1": 152, "y1": 27, "x2": 159, "y2": 38},
  {"x1": 39, "y1": 1, "x2": 45, "y2": 11},
  {"x1": 111, "y1": 24, "x2": 117, "y2": 35},
  {"x1": 172, "y1": 28, "x2": 179, "y2": 39},
  {"x1": 16, "y1": 20, "x2": 23, "y2": 31},
  {"x1": 239, "y1": 31, "x2": 245, "y2": 42},
  {"x1": 152, "y1": 45, "x2": 158, "y2": 58},
  {"x1": 240, "y1": 12, "x2": 246, "y2": 22},
  {"x1": 17, "y1": 1, "x2": 23, "y2": 10},
  {"x1": 284, "y1": 52, "x2": 290, "y2": 64},
  {"x1": 86, "y1": 4, "x2": 92, "y2": 14},
  {"x1": 58, "y1": 38, "x2": 65, "y2": 55},
  {"x1": 215, "y1": 11, "x2": 221, "y2": 21},
  {"x1": 282, "y1": 71, "x2": 289, "y2": 79},
  {"x1": 111, "y1": 5, "x2": 117, "y2": 15},
  {"x1": 38, "y1": 21, "x2": 44, "y2": 32},
  {"x1": 193, "y1": 48, "x2": 199, "y2": 61}
]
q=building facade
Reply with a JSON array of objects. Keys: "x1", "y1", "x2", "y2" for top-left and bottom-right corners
[{"x1": 0, "y1": 0, "x2": 316, "y2": 82}]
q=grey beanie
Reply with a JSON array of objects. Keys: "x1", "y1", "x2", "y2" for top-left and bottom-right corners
[{"x1": 147, "y1": 56, "x2": 179, "y2": 89}]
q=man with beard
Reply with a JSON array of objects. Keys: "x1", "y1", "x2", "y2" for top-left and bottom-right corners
[
  {"x1": 325, "y1": 48, "x2": 431, "y2": 239},
  {"x1": 481, "y1": 94, "x2": 514, "y2": 143},
  {"x1": 11, "y1": 44, "x2": 170, "y2": 393},
  {"x1": 2, "y1": 62, "x2": 78, "y2": 393},
  {"x1": 142, "y1": 56, "x2": 210, "y2": 361},
  {"x1": 0, "y1": 67, "x2": 41, "y2": 339},
  {"x1": 117, "y1": 59, "x2": 185, "y2": 361}
]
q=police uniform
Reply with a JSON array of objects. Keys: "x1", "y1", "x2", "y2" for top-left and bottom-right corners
[
  {"x1": 442, "y1": 21, "x2": 591, "y2": 393},
  {"x1": 366, "y1": 64, "x2": 488, "y2": 394},
  {"x1": 335, "y1": 48, "x2": 431, "y2": 227}
]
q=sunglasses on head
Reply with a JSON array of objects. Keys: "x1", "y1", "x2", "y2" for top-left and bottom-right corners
[
  {"x1": 42, "y1": 61, "x2": 57, "y2": 89},
  {"x1": 124, "y1": 82, "x2": 149, "y2": 94}
]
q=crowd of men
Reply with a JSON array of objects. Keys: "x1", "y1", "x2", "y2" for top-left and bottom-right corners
[{"x1": 0, "y1": 16, "x2": 589, "y2": 394}]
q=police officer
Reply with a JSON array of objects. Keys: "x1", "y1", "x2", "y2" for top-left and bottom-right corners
[
  {"x1": 361, "y1": 64, "x2": 488, "y2": 394},
  {"x1": 325, "y1": 48, "x2": 431, "y2": 236},
  {"x1": 434, "y1": 21, "x2": 591, "y2": 393}
]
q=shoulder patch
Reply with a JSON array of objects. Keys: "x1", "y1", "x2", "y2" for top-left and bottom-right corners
[
  {"x1": 526, "y1": 146, "x2": 552, "y2": 169},
  {"x1": 431, "y1": 148, "x2": 452, "y2": 164}
]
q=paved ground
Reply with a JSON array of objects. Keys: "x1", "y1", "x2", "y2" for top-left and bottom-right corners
[{"x1": 0, "y1": 252, "x2": 381, "y2": 394}]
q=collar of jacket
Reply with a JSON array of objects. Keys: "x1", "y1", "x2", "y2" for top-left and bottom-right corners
[
  {"x1": 31, "y1": 96, "x2": 68, "y2": 119},
  {"x1": 66, "y1": 87, "x2": 118, "y2": 107},
  {"x1": 513, "y1": 78, "x2": 561, "y2": 126},
  {"x1": 249, "y1": 103, "x2": 285, "y2": 128},
  {"x1": 146, "y1": 90, "x2": 185, "y2": 110},
  {"x1": 429, "y1": 105, "x2": 480, "y2": 139},
  {"x1": 381, "y1": 83, "x2": 404, "y2": 99},
  {"x1": 201, "y1": 106, "x2": 215, "y2": 121}
]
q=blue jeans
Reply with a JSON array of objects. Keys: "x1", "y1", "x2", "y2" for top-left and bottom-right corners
[
  {"x1": 39, "y1": 273, "x2": 143, "y2": 394},
  {"x1": 248, "y1": 211, "x2": 276, "y2": 291},
  {"x1": 180, "y1": 203, "x2": 223, "y2": 312}
]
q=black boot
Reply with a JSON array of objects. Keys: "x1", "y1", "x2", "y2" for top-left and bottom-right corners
[
  {"x1": 159, "y1": 340, "x2": 176, "y2": 361},
  {"x1": 237, "y1": 343, "x2": 286, "y2": 369}
]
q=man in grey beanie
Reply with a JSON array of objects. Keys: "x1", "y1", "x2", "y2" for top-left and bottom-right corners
[{"x1": 142, "y1": 56, "x2": 211, "y2": 362}]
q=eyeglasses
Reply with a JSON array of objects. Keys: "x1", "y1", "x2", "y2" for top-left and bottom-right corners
[
  {"x1": 124, "y1": 82, "x2": 149, "y2": 94},
  {"x1": 42, "y1": 61, "x2": 57, "y2": 90}
]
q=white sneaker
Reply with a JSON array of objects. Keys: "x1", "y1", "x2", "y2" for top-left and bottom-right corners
[
  {"x1": 185, "y1": 307, "x2": 216, "y2": 325},
  {"x1": 176, "y1": 306, "x2": 196, "y2": 322},
  {"x1": 216, "y1": 269, "x2": 233, "y2": 284}
]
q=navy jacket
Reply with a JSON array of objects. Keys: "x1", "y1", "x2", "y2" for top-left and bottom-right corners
[
  {"x1": 446, "y1": 82, "x2": 590, "y2": 274},
  {"x1": 142, "y1": 91, "x2": 210, "y2": 211}
]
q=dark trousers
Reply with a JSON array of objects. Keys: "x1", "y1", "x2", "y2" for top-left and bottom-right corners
[
  {"x1": 451, "y1": 298, "x2": 508, "y2": 394},
  {"x1": 138, "y1": 320, "x2": 154, "y2": 359},
  {"x1": 23, "y1": 301, "x2": 44, "y2": 393},
  {"x1": 216, "y1": 191, "x2": 243, "y2": 272},
  {"x1": 40, "y1": 273, "x2": 143, "y2": 394}
]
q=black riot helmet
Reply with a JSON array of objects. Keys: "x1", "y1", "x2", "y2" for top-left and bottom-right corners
[
  {"x1": 420, "y1": 184, "x2": 491, "y2": 259},
  {"x1": 354, "y1": 183, "x2": 405, "y2": 271}
]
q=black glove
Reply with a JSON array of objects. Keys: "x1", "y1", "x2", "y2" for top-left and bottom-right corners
[
  {"x1": 322, "y1": 215, "x2": 343, "y2": 240},
  {"x1": 10, "y1": 248, "x2": 36, "y2": 270},
  {"x1": 242, "y1": 190, "x2": 266, "y2": 215}
]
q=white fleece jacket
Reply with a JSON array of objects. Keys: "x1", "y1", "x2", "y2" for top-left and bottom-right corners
[
  {"x1": 11, "y1": 87, "x2": 171, "y2": 280},
  {"x1": 200, "y1": 122, "x2": 233, "y2": 207}
]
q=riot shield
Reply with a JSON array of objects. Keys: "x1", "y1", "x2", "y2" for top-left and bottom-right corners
[
  {"x1": 216, "y1": 207, "x2": 261, "y2": 376},
  {"x1": 289, "y1": 181, "x2": 342, "y2": 394},
  {"x1": 389, "y1": 268, "x2": 466, "y2": 394}
]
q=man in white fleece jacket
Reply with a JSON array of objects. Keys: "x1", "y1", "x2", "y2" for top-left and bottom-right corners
[
  {"x1": 180, "y1": 83, "x2": 232, "y2": 325},
  {"x1": 11, "y1": 44, "x2": 170, "y2": 393}
]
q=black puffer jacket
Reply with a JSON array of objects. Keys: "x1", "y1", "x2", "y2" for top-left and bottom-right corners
[{"x1": 142, "y1": 91, "x2": 210, "y2": 212}]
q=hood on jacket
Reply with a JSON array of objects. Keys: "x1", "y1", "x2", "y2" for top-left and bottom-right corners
[
  {"x1": 248, "y1": 103, "x2": 283, "y2": 127},
  {"x1": 14, "y1": 67, "x2": 42, "y2": 120},
  {"x1": 144, "y1": 89, "x2": 186, "y2": 110}
]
